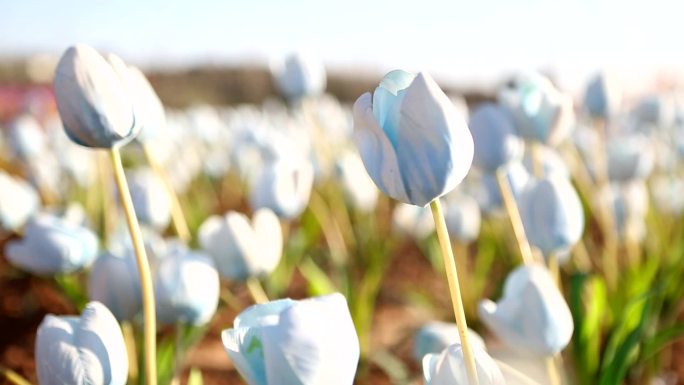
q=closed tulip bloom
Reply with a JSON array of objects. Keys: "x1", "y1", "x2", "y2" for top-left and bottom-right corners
[
  {"x1": 499, "y1": 73, "x2": 574, "y2": 146},
  {"x1": 335, "y1": 150, "x2": 378, "y2": 212},
  {"x1": 88, "y1": 250, "x2": 142, "y2": 322},
  {"x1": 595, "y1": 182, "x2": 648, "y2": 241},
  {"x1": 222, "y1": 293, "x2": 359, "y2": 385},
  {"x1": 353, "y1": 70, "x2": 474, "y2": 207},
  {"x1": 249, "y1": 159, "x2": 314, "y2": 219},
  {"x1": 35, "y1": 301, "x2": 128, "y2": 385},
  {"x1": 127, "y1": 168, "x2": 172, "y2": 230},
  {"x1": 443, "y1": 194, "x2": 481, "y2": 243},
  {"x1": 198, "y1": 208, "x2": 282, "y2": 280},
  {"x1": 469, "y1": 103, "x2": 524, "y2": 173},
  {"x1": 53, "y1": 44, "x2": 137, "y2": 148},
  {"x1": 127, "y1": 66, "x2": 166, "y2": 142},
  {"x1": 0, "y1": 171, "x2": 39, "y2": 232},
  {"x1": 605, "y1": 135, "x2": 654, "y2": 181},
  {"x1": 6, "y1": 213, "x2": 98, "y2": 275},
  {"x1": 271, "y1": 52, "x2": 326, "y2": 101},
  {"x1": 632, "y1": 94, "x2": 675, "y2": 129},
  {"x1": 584, "y1": 72, "x2": 622, "y2": 119},
  {"x1": 476, "y1": 162, "x2": 530, "y2": 214},
  {"x1": 414, "y1": 322, "x2": 486, "y2": 363},
  {"x1": 8, "y1": 114, "x2": 46, "y2": 161},
  {"x1": 423, "y1": 343, "x2": 504, "y2": 385},
  {"x1": 154, "y1": 245, "x2": 219, "y2": 326},
  {"x1": 479, "y1": 264, "x2": 574, "y2": 357},
  {"x1": 519, "y1": 175, "x2": 584, "y2": 258}
]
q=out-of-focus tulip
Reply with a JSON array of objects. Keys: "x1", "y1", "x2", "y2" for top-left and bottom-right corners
[
  {"x1": 88, "y1": 250, "x2": 142, "y2": 322},
  {"x1": 271, "y1": 52, "x2": 326, "y2": 101},
  {"x1": 499, "y1": 73, "x2": 574, "y2": 147},
  {"x1": 335, "y1": 150, "x2": 378, "y2": 212},
  {"x1": 595, "y1": 182, "x2": 649, "y2": 241},
  {"x1": 198, "y1": 208, "x2": 282, "y2": 280},
  {"x1": 469, "y1": 103, "x2": 523, "y2": 173},
  {"x1": 423, "y1": 343, "x2": 504, "y2": 385},
  {"x1": 8, "y1": 114, "x2": 46, "y2": 160},
  {"x1": 127, "y1": 66, "x2": 166, "y2": 142},
  {"x1": 222, "y1": 293, "x2": 359, "y2": 385},
  {"x1": 522, "y1": 144, "x2": 570, "y2": 179},
  {"x1": 475, "y1": 162, "x2": 530, "y2": 214},
  {"x1": 479, "y1": 264, "x2": 574, "y2": 357},
  {"x1": 154, "y1": 245, "x2": 219, "y2": 326},
  {"x1": 632, "y1": 95, "x2": 675, "y2": 129},
  {"x1": 249, "y1": 159, "x2": 314, "y2": 219},
  {"x1": 414, "y1": 321, "x2": 486, "y2": 363},
  {"x1": 391, "y1": 203, "x2": 435, "y2": 241},
  {"x1": 6, "y1": 212, "x2": 98, "y2": 275},
  {"x1": 0, "y1": 171, "x2": 39, "y2": 232},
  {"x1": 584, "y1": 72, "x2": 622, "y2": 119},
  {"x1": 53, "y1": 44, "x2": 138, "y2": 148},
  {"x1": 651, "y1": 176, "x2": 684, "y2": 215},
  {"x1": 519, "y1": 175, "x2": 584, "y2": 259},
  {"x1": 443, "y1": 194, "x2": 481, "y2": 243},
  {"x1": 35, "y1": 301, "x2": 128, "y2": 385},
  {"x1": 353, "y1": 70, "x2": 474, "y2": 207},
  {"x1": 605, "y1": 135, "x2": 654, "y2": 182},
  {"x1": 127, "y1": 168, "x2": 171, "y2": 230}
]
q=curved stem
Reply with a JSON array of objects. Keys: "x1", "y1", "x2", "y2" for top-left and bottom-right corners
[
  {"x1": 246, "y1": 277, "x2": 269, "y2": 304},
  {"x1": 546, "y1": 356, "x2": 562, "y2": 385},
  {"x1": 0, "y1": 366, "x2": 32, "y2": 385},
  {"x1": 109, "y1": 148, "x2": 157, "y2": 385},
  {"x1": 430, "y1": 199, "x2": 479, "y2": 385},
  {"x1": 495, "y1": 169, "x2": 535, "y2": 265}
]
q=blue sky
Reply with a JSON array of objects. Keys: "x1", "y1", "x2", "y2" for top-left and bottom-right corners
[{"x1": 1, "y1": 0, "x2": 682, "y2": 93}]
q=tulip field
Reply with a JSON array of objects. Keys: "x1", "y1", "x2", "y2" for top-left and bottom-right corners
[{"x1": 2, "y1": 44, "x2": 684, "y2": 385}]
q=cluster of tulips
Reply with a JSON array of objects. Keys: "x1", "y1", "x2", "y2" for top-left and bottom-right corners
[{"x1": 1, "y1": 42, "x2": 684, "y2": 385}]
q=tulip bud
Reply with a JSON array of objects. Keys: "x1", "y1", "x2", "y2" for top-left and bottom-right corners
[
  {"x1": 88, "y1": 250, "x2": 142, "y2": 322},
  {"x1": 479, "y1": 264, "x2": 574, "y2": 357},
  {"x1": 249, "y1": 158, "x2": 314, "y2": 219},
  {"x1": 127, "y1": 168, "x2": 172, "y2": 230},
  {"x1": 475, "y1": 162, "x2": 530, "y2": 214},
  {"x1": 198, "y1": 208, "x2": 282, "y2": 280},
  {"x1": 36, "y1": 301, "x2": 128, "y2": 385},
  {"x1": 222, "y1": 293, "x2": 359, "y2": 385},
  {"x1": 469, "y1": 103, "x2": 524, "y2": 173},
  {"x1": 53, "y1": 44, "x2": 137, "y2": 148},
  {"x1": 353, "y1": 70, "x2": 474, "y2": 207},
  {"x1": 335, "y1": 150, "x2": 378, "y2": 212},
  {"x1": 423, "y1": 343, "x2": 504, "y2": 385},
  {"x1": 271, "y1": 52, "x2": 326, "y2": 101},
  {"x1": 605, "y1": 134, "x2": 654, "y2": 182},
  {"x1": 584, "y1": 72, "x2": 622, "y2": 119}
]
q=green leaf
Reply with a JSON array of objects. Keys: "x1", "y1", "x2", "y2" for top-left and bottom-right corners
[{"x1": 641, "y1": 323, "x2": 684, "y2": 361}]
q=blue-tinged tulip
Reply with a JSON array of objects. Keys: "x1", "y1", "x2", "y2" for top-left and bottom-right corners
[
  {"x1": 249, "y1": 159, "x2": 314, "y2": 219},
  {"x1": 632, "y1": 94, "x2": 675, "y2": 129},
  {"x1": 584, "y1": 72, "x2": 622, "y2": 119},
  {"x1": 423, "y1": 343, "x2": 504, "y2": 385},
  {"x1": 443, "y1": 194, "x2": 481, "y2": 243},
  {"x1": 53, "y1": 44, "x2": 137, "y2": 148},
  {"x1": 127, "y1": 66, "x2": 166, "y2": 142},
  {"x1": 499, "y1": 73, "x2": 574, "y2": 146},
  {"x1": 651, "y1": 176, "x2": 684, "y2": 215},
  {"x1": 271, "y1": 52, "x2": 326, "y2": 101},
  {"x1": 479, "y1": 264, "x2": 573, "y2": 357},
  {"x1": 519, "y1": 175, "x2": 584, "y2": 259},
  {"x1": 414, "y1": 321, "x2": 486, "y2": 363},
  {"x1": 8, "y1": 114, "x2": 46, "y2": 161},
  {"x1": 605, "y1": 134, "x2": 654, "y2": 181},
  {"x1": 154, "y1": 245, "x2": 219, "y2": 326},
  {"x1": 222, "y1": 293, "x2": 359, "y2": 385},
  {"x1": 353, "y1": 70, "x2": 474, "y2": 207},
  {"x1": 0, "y1": 171, "x2": 39, "y2": 231},
  {"x1": 198, "y1": 209, "x2": 282, "y2": 280},
  {"x1": 522, "y1": 144, "x2": 570, "y2": 179},
  {"x1": 88, "y1": 250, "x2": 142, "y2": 322},
  {"x1": 36, "y1": 301, "x2": 128, "y2": 385},
  {"x1": 392, "y1": 203, "x2": 434, "y2": 241},
  {"x1": 127, "y1": 168, "x2": 171, "y2": 230},
  {"x1": 6, "y1": 212, "x2": 98, "y2": 275},
  {"x1": 335, "y1": 150, "x2": 378, "y2": 212},
  {"x1": 469, "y1": 103, "x2": 524, "y2": 173},
  {"x1": 475, "y1": 162, "x2": 530, "y2": 214}
]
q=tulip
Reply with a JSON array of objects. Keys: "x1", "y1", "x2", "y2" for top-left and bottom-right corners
[
  {"x1": 271, "y1": 52, "x2": 326, "y2": 101},
  {"x1": 198, "y1": 208, "x2": 282, "y2": 280},
  {"x1": 6, "y1": 212, "x2": 98, "y2": 275},
  {"x1": 498, "y1": 73, "x2": 574, "y2": 147},
  {"x1": 475, "y1": 162, "x2": 530, "y2": 214},
  {"x1": 127, "y1": 66, "x2": 166, "y2": 143},
  {"x1": 595, "y1": 182, "x2": 648, "y2": 241},
  {"x1": 391, "y1": 203, "x2": 435, "y2": 241},
  {"x1": 8, "y1": 114, "x2": 46, "y2": 161},
  {"x1": 88, "y1": 250, "x2": 142, "y2": 322},
  {"x1": 632, "y1": 94, "x2": 675, "y2": 129},
  {"x1": 479, "y1": 264, "x2": 574, "y2": 357},
  {"x1": 35, "y1": 301, "x2": 128, "y2": 385},
  {"x1": 469, "y1": 103, "x2": 524, "y2": 173},
  {"x1": 584, "y1": 72, "x2": 622, "y2": 119},
  {"x1": 414, "y1": 322, "x2": 486, "y2": 362},
  {"x1": 605, "y1": 134, "x2": 654, "y2": 182},
  {"x1": 518, "y1": 175, "x2": 584, "y2": 259},
  {"x1": 423, "y1": 343, "x2": 504, "y2": 385},
  {"x1": 443, "y1": 194, "x2": 481, "y2": 243},
  {"x1": 249, "y1": 158, "x2": 314, "y2": 219},
  {"x1": 127, "y1": 168, "x2": 172, "y2": 230},
  {"x1": 522, "y1": 144, "x2": 570, "y2": 179},
  {"x1": 53, "y1": 44, "x2": 138, "y2": 148},
  {"x1": 353, "y1": 70, "x2": 474, "y2": 207},
  {"x1": 154, "y1": 245, "x2": 219, "y2": 326},
  {"x1": 0, "y1": 171, "x2": 39, "y2": 232},
  {"x1": 651, "y1": 176, "x2": 684, "y2": 215},
  {"x1": 334, "y1": 149, "x2": 378, "y2": 212},
  {"x1": 222, "y1": 293, "x2": 359, "y2": 385}
]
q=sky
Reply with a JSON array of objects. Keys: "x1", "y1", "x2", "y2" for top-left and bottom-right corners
[{"x1": 1, "y1": 0, "x2": 683, "y2": 95}]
